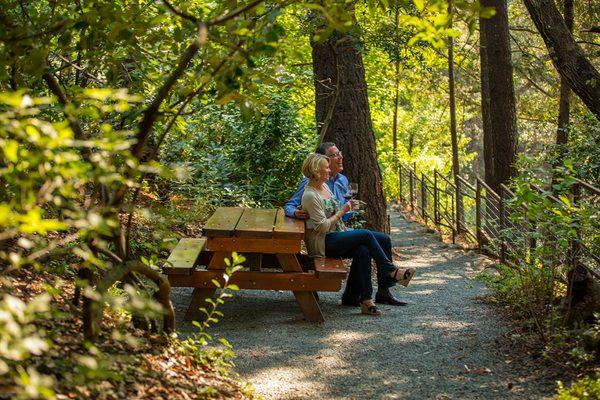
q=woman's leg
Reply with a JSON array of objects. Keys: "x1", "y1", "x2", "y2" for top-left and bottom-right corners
[
  {"x1": 326, "y1": 229, "x2": 395, "y2": 276},
  {"x1": 370, "y1": 231, "x2": 396, "y2": 289}
]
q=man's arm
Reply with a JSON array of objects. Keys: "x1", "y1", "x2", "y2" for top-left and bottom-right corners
[{"x1": 284, "y1": 177, "x2": 309, "y2": 218}]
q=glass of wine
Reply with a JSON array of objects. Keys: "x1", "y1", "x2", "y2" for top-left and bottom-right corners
[
  {"x1": 347, "y1": 183, "x2": 358, "y2": 210},
  {"x1": 348, "y1": 182, "x2": 358, "y2": 199}
]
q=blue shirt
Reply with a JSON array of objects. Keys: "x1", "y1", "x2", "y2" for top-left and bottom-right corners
[{"x1": 284, "y1": 173, "x2": 353, "y2": 221}]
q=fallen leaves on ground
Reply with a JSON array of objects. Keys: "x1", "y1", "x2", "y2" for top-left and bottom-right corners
[{"x1": 1, "y1": 268, "x2": 255, "y2": 400}]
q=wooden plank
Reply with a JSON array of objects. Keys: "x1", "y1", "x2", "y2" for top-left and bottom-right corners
[
  {"x1": 206, "y1": 237, "x2": 301, "y2": 254},
  {"x1": 168, "y1": 270, "x2": 343, "y2": 292},
  {"x1": 235, "y1": 208, "x2": 277, "y2": 238},
  {"x1": 314, "y1": 257, "x2": 347, "y2": 279},
  {"x1": 273, "y1": 208, "x2": 305, "y2": 239},
  {"x1": 163, "y1": 238, "x2": 207, "y2": 275},
  {"x1": 202, "y1": 207, "x2": 244, "y2": 237}
]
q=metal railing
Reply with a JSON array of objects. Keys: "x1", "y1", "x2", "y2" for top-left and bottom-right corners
[{"x1": 398, "y1": 164, "x2": 600, "y2": 278}]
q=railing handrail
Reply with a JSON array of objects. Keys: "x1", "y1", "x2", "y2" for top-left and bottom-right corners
[
  {"x1": 456, "y1": 175, "x2": 476, "y2": 192},
  {"x1": 397, "y1": 163, "x2": 599, "y2": 281}
]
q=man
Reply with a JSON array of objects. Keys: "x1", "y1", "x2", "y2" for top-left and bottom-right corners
[
  {"x1": 284, "y1": 142, "x2": 406, "y2": 306},
  {"x1": 284, "y1": 142, "x2": 350, "y2": 221}
]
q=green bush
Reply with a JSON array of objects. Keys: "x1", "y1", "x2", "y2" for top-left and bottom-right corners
[
  {"x1": 159, "y1": 93, "x2": 314, "y2": 209},
  {"x1": 557, "y1": 374, "x2": 600, "y2": 400}
]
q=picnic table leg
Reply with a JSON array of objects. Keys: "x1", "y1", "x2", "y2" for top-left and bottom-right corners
[
  {"x1": 277, "y1": 254, "x2": 324, "y2": 322},
  {"x1": 184, "y1": 288, "x2": 216, "y2": 321},
  {"x1": 185, "y1": 251, "x2": 229, "y2": 321}
]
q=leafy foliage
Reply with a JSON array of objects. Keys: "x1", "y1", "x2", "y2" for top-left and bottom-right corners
[{"x1": 557, "y1": 374, "x2": 600, "y2": 400}]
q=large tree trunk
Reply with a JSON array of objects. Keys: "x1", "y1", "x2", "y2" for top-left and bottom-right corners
[
  {"x1": 312, "y1": 30, "x2": 387, "y2": 231},
  {"x1": 479, "y1": 0, "x2": 518, "y2": 192},
  {"x1": 524, "y1": 0, "x2": 600, "y2": 121}
]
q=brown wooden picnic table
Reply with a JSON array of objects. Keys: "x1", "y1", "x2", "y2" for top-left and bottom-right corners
[{"x1": 164, "y1": 207, "x2": 347, "y2": 323}]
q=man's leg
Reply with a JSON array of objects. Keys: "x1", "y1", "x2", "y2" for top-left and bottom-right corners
[{"x1": 371, "y1": 231, "x2": 396, "y2": 289}]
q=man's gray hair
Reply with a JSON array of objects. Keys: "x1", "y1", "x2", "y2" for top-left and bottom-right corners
[{"x1": 316, "y1": 142, "x2": 336, "y2": 155}]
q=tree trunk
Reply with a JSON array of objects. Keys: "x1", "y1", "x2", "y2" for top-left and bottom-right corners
[
  {"x1": 312, "y1": 30, "x2": 387, "y2": 231},
  {"x1": 392, "y1": 6, "x2": 400, "y2": 154},
  {"x1": 555, "y1": 0, "x2": 574, "y2": 148},
  {"x1": 479, "y1": 15, "x2": 494, "y2": 187},
  {"x1": 479, "y1": 0, "x2": 518, "y2": 192},
  {"x1": 524, "y1": 0, "x2": 600, "y2": 121},
  {"x1": 448, "y1": 0, "x2": 463, "y2": 231}
]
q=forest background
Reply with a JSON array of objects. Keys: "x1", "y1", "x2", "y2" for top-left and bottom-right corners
[{"x1": 0, "y1": 0, "x2": 599, "y2": 398}]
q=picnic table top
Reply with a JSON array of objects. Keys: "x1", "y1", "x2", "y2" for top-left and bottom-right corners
[{"x1": 202, "y1": 207, "x2": 304, "y2": 240}]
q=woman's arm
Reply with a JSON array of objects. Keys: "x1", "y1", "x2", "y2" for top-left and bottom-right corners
[{"x1": 302, "y1": 189, "x2": 351, "y2": 233}]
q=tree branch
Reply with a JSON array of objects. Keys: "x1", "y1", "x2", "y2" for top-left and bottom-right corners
[
  {"x1": 42, "y1": 71, "x2": 86, "y2": 140},
  {"x1": 163, "y1": 0, "x2": 198, "y2": 24},
  {"x1": 576, "y1": 40, "x2": 600, "y2": 48},
  {"x1": 207, "y1": 0, "x2": 265, "y2": 26},
  {"x1": 584, "y1": 26, "x2": 600, "y2": 34}
]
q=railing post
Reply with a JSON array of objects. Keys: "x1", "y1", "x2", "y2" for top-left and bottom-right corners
[
  {"x1": 451, "y1": 189, "x2": 456, "y2": 244},
  {"x1": 455, "y1": 176, "x2": 462, "y2": 236},
  {"x1": 421, "y1": 172, "x2": 427, "y2": 222},
  {"x1": 499, "y1": 186, "x2": 506, "y2": 264},
  {"x1": 409, "y1": 167, "x2": 415, "y2": 211},
  {"x1": 398, "y1": 165, "x2": 403, "y2": 204},
  {"x1": 528, "y1": 218, "x2": 537, "y2": 263},
  {"x1": 476, "y1": 179, "x2": 482, "y2": 251},
  {"x1": 434, "y1": 170, "x2": 439, "y2": 226},
  {"x1": 570, "y1": 182, "x2": 582, "y2": 269}
]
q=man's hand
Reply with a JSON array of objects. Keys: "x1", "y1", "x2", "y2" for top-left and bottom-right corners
[{"x1": 294, "y1": 209, "x2": 309, "y2": 219}]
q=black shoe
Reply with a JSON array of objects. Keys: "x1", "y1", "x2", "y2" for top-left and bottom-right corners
[
  {"x1": 341, "y1": 293, "x2": 360, "y2": 307},
  {"x1": 375, "y1": 292, "x2": 408, "y2": 306}
]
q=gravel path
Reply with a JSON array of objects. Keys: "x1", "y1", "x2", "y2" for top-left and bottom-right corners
[{"x1": 172, "y1": 210, "x2": 556, "y2": 399}]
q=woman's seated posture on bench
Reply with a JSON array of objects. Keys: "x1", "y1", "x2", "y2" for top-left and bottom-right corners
[{"x1": 300, "y1": 153, "x2": 416, "y2": 316}]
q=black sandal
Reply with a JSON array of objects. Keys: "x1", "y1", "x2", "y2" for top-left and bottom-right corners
[{"x1": 392, "y1": 266, "x2": 416, "y2": 287}]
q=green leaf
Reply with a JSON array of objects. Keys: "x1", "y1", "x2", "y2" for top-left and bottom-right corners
[
  {"x1": 0, "y1": 204, "x2": 11, "y2": 225},
  {"x1": 3, "y1": 140, "x2": 18, "y2": 162},
  {"x1": 479, "y1": 6, "x2": 496, "y2": 18}
]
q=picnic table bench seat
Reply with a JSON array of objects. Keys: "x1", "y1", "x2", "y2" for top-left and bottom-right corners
[{"x1": 161, "y1": 207, "x2": 349, "y2": 323}]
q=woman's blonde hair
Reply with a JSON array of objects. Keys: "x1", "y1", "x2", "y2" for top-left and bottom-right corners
[{"x1": 301, "y1": 153, "x2": 329, "y2": 180}]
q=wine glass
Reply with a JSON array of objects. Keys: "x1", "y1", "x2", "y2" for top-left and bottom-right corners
[
  {"x1": 346, "y1": 183, "x2": 358, "y2": 210},
  {"x1": 348, "y1": 182, "x2": 358, "y2": 199}
]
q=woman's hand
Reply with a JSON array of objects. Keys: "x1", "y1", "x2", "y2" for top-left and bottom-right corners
[{"x1": 341, "y1": 202, "x2": 353, "y2": 214}]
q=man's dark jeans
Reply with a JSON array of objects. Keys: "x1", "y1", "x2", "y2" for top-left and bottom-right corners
[{"x1": 325, "y1": 229, "x2": 396, "y2": 301}]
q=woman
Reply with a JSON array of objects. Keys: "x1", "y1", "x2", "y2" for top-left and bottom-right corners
[{"x1": 300, "y1": 153, "x2": 415, "y2": 316}]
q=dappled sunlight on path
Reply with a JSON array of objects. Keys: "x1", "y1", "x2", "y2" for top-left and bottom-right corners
[{"x1": 172, "y1": 209, "x2": 555, "y2": 399}]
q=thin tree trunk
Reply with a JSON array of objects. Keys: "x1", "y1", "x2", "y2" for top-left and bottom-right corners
[
  {"x1": 555, "y1": 0, "x2": 574, "y2": 149},
  {"x1": 479, "y1": 17, "x2": 494, "y2": 187},
  {"x1": 392, "y1": 6, "x2": 400, "y2": 154},
  {"x1": 448, "y1": 0, "x2": 463, "y2": 229}
]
